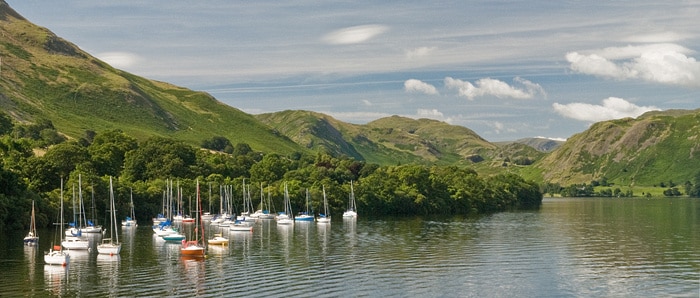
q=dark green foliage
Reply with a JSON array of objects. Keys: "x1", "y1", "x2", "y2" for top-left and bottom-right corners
[
  {"x1": 88, "y1": 129, "x2": 137, "y2": 177},
  {"x1": 0, "y1": 127, "x2": 543, "y2": 230},
  {"x1": 122, "y1": 137, "x2": 197, "y2": 181},
  {"x1": 0, "y1": 112, "x2": 13, "y2": 135},
  {"x1": 202, "y1": 136, "x2": 233, "y2": 153},
  {"x1": 688, "y1": 172, "x2": 700, "y2": 197},
  {"x1": 663, "y1": 188, "x2": 682, "y2": 196}
]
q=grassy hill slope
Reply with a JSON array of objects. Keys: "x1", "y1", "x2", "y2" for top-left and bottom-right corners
[
  {"x1": 0, "y1": 1, "x2": 304, "y2": 154},
  {"x1": 256, "y1": 112, "x2": 501, "y2": 165},
  {"x1": 533, "y1": 109, "x2": 700, "y2": 186}
]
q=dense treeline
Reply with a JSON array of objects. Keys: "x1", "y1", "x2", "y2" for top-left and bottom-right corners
[{"x1": 0, "y1": 113, "x2": 542, "y2": 231}]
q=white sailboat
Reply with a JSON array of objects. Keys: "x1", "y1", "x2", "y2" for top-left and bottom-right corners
[
  {"x1": 342, "y1": 181, "x2": 358, "y2": 218},
  {"x1": 121, "y1": 188, "x2": 137, "y2": 227},
  {"x1": 45, "y1": 179, "x2": 70, "y2": 266},
  {"x1": 97, "y1": 177, "x2": 121, "y2": 255},
  {"x1": 62, "y1": 176, "x2": 90, "y2": 251},
  {"x1": 258, "y1": 184, "x2": 275, "y2": 219},
  {"x1": 317, "y1": 186, "x2": 331, "y2": 224},
  {"x1": 24, "y1": 200, "x2": 39, "y2": 245},
  {"x1": 294, "y1": 188, "x2": 314, "y2": 221},
  {"x1": 276, "y1": 183, "x2": 294, "y2": 225}
]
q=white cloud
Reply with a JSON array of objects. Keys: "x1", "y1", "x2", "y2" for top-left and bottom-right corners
[
  {"x1": 415, "y1": 109, "x2": 452, "y2": 123},
  {"x1": 96, "y1": 51, "x2": 140, "y2": 69},
  {"x1": 566, "y1": 43, "x2": 700, "y2": 87},
  {"x1": 552, "y1": 97, "x2": 660, "y2": 122},
  {"x1": 322, "y1": 25, "x2": 388, "y2": 45},
  {"x1": 416, "y1": 108, "x2": 442, "y2": 118},
  {"x1": 444, "y1": 77, "x2": 545, "y2": 100},
  {"x1": 535, "y1": 136, "x2": 568, "y2": 142},
  {"x1": 362, "y1": 99, "x2": 373, "y2": 106},
  {"x1": 404, "y1": 79, "x2": 439, "y2": 95},
  {"x1": 405, "y1": 46, "x2": 436, "y2": 59}
]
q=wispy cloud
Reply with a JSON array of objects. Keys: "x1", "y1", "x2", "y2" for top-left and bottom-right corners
[
  {"x1": 404, "y1": 79, "x2": 439, "y2": 95},
  {"x1": 535, "y1": 136, "x2": 568, "y2": 142},
  {"x1": 566, "y1": 43, "x2": 700, "y2": 87},
  {"x1": 622, "y1": 31, "x2": 690, "y2": 43},
  {"x1": 444, "y1": 77, "x2": 545, "y2": 100},
  {"x1": 322, "y1": 25, "x2": 388, "y2": 45},
  {"x1": 405, "y1": 46, "x2": 436, "y2": 59},
  {"x1": 552, "y1": 97, "x2": 659, "y2": 122}
]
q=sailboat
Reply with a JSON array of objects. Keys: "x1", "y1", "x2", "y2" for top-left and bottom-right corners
[
  {"x1": 62, "y1": 176, "x2": 90, "y2": 251},
  {"x1": 207, "y1": 233, "x2": 228, "y2": 245},
  {"x1": 97, "y1": 177, "x2": 121, "y2": 255},
  {"x1": 45, "y1": 179, "x2": 70, "y2": 266},
  {"x1": 24, "y1": 200, "x2": 39, "y2": 245},
  {"x1": 237, "y1": 179, "x2": 256, "y2": 222},
  {"x1": 121, "y1": 188, "x2": 137, "y2": 227},
  {"x1": 181, "y1": 180, "x2": 205, "y2": 258},
  {"x1": 254, "y1": 183, "x2": 275, "y2": 219},
  {"x1": 294, "y1": 188, "x2": 314, "y2": 221},
  {"x1": 276, "y1": 183, "x2": 294, "y2": 225},
  {"x1": 317, "y1": 186, "x2": 331, "y2": 224},
  {"x1": 342, "y1": 181, "x2": 358, "y2": 218},
  {"x1": 83, "y1": 184, "x2": 103, "y2": 233}
]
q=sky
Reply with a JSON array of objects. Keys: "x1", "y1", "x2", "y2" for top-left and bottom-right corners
[{"x1": 6, "y1": 1, "x2": 700, "y2": 142}]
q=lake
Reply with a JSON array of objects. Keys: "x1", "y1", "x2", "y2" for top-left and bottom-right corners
[{"x1": 2, "y1": 198, "x2": 700, "y2": 297}]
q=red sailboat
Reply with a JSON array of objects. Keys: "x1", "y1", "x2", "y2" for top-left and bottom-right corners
[{"x1": 181, "y1": 180, "x2": 205, "y2": 258}]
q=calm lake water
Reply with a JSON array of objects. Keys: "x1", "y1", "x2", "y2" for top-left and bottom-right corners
[{"x1": 3, "y1": 198, "x2": 700, "y2": 297}]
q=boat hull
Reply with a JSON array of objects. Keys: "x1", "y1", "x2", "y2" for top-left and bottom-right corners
[
  {"x1": 230, "y1": 225, "x2": 254, "y2": 232},
  {"x1": 97, "y1": 243, "x2": 122, "y2": 255},
  {"x1": 181, "y1": 241, "x2": 205, "y2": 257},
  {"x1": 44, "y1": 250, "x2": 70, "y2": 266},
  {"x1": 24, "y1": 236, "x2": 39, "y2": 245},
  {"x1": 294, "y1": 215, "x2": 314, "y2": 221},
  {"x1": 62, "y1": 236, "x2": 90, "y2": 250},
  {"x1": 277, "y1": 218, "x2": 294, "y2": 225},
  {"x1": 208, "y1": 238, "x2": 228, "y2": 245},
  {"x1": 121, "y1": 220, "x2": 137, "y2": 227},
  {"x1": 162, "y1": 234, "x2": 186, "y2": 241}
]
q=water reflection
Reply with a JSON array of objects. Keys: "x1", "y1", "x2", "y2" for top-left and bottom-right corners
[
  {"x1": 96, "y1": 254, "x2": 120, "y2": 297},
  {"x1": 5, "y1": 198, "x2": 700, "y2": 297},
  {"x1": 179, "y1": 257, "x2": 206, "y2": 296},
  {"x1": 43, "y1": 265, "x2": 68, "y2": 296},
  {"x1": 208, "y1": 243, "x2": 229, "y2": 256}
]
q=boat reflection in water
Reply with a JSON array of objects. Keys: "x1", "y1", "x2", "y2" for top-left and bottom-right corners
[
  {"x1": 96, "y1": 254, "x2": 120, "y2": 297},
  {"x1": 44, "y1": 265, "x2": 68, "y2": 296},
  {"x1": 180, "y1": 256, "x2": 206, "y2": 296}
]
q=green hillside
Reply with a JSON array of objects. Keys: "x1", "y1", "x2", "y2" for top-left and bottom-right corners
[
  {"x1": 0, "y1": 2, "x2": 304, "y2": 154},
  {"x1": 6, "y1": 0, "x2": 700, "y2": 191},
  {"x1": 256, "y1": 112, "x2": 505, "y2": 166},
  {"x1": 533, "y1": 109, "x2": 700, "y2": 186}
]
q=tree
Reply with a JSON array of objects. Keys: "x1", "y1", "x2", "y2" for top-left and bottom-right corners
[
  {"x1": 122, "y1": 137, "x2": 197, "y2": 181},
  {"x1": 42, "y1": 141, "x2": 90, "y2": 178},
  {"x1": 233, "y1": 143, "x2": 252, "y2": 156},
  {"x1": 0, "y1": 112, "x2": 13, "y2": 136},
  {"x1": 249, "y1": 153, "x2": 289, "y2": 183},
  {"x1": 88, "y1": 130, "x2": 137, "y2": 177},
  {"x1": 202, "y1": 136, "x2": 233, "y2": 153}
]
